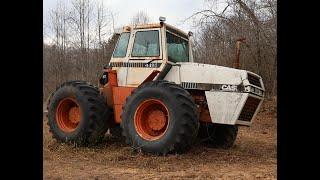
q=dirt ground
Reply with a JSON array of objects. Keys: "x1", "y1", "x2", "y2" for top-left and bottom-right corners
[{"x1": 43, "y1": 97, "x2": 277, "y2": 180}]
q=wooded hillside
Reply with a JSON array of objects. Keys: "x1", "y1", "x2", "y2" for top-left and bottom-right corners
[{"x1": 43, "y1": 0, "x2": 276, "y2": 99}]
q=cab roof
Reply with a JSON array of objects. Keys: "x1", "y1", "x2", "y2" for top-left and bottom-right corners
[{"x1": 120, "y1": 22, "x2": 189, "y2": 40}]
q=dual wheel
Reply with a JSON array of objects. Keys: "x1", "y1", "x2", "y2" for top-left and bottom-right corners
[{"x1": 47, "y1": 80, "x2": 237, "y2": 154}]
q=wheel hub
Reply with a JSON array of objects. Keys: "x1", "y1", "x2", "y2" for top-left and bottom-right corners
[
  {"x1": 147, "y1": 110, "x2": 167, "y2": 131},
  {"x1": 68, "y1": 107, "x2": 81, "y2": 124},
  {"x1": 134, "y1": 99, "x2": 169, "y2": 141},
  {"x1": 56, "y1": 97, "x2": 82, "y2": 132}
]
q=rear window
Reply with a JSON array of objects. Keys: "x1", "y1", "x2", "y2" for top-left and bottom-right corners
[
  {"x1": 132, "y1": 30, "x2": 160, "y2": 57},
  {"x1": 113, "y1": 32, "x2": 130, "y2": 57}
]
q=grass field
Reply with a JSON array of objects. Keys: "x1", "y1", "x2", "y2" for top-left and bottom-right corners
[{"x1": 43, "y1": 97, "x2": 277, "y2": 179}]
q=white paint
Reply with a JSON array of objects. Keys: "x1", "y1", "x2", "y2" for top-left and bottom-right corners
[
  {"x1": 205, "y1": 91, "x2": 248, "y2": 125},
  {"x1": 126, "y1": 28, "x2": 163, "y2": 86},
  {"x1": 178, "y1": 62, "x2": 248, "y2": 85},
  {"x1": 163, "y1": 65, "x2": 180, "y2": 83}
]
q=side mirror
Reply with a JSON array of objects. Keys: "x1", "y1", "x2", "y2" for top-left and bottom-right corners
[{"x1": 188, "y1": 31, "x2": 193, "y2": 37}]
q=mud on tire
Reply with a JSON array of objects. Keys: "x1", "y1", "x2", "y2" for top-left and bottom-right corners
[
  {"x1": 198, "y1": 122, "x2": 238, "y2": 149},
  {"x1": 121, "y1": 80, "x2": 199, "y2": 155},
  {"x1": 47, "y1": 80, "x2": 112, "y2": 145}
]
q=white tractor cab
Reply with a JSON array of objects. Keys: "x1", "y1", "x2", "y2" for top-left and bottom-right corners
[{"x1": 47, "y1": 17, "x2": 265, "y2": 155}]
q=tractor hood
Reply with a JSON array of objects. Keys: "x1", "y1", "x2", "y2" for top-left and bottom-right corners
[
  {"x1": 176, "y1": 62, "x2": 251, "y2": 86},
  {"x1": 163, "y1": 62, "x2": 265, "y2": 126}
]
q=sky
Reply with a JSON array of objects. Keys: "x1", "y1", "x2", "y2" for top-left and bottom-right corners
[{"x1": 43, "y1": 0, "x2": 208, "y2": 44}]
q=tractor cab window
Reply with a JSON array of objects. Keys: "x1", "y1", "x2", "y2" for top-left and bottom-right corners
[
  {"x1": 113, "y1": 32, "x2": 130, "y2": 57},
  {"x1": 166, "y1": 32, "x2": 189, "y2": 63},
  {"x1": 131, "y1": 30, "x2": 160, "y2": 57}
]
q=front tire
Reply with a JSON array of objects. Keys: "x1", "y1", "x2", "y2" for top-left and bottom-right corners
[
  {"x1": 47, "y1": 81, "x2": 111, "y2": 145},
  {"x1": 121, "y1": 80, "x2": 199, "y2": 155}
]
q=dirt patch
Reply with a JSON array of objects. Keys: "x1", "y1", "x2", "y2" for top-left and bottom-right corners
[{"x1": 43, "y1": 97, "x2": 277, "y2": 179}]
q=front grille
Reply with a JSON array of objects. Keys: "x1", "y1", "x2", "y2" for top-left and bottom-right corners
[
  {"x1": 238, "y1": 97, "x2": 261, "y2": 122},
  {"x1": 248, "y1": 73, "x2": 262, "y2": 88}
]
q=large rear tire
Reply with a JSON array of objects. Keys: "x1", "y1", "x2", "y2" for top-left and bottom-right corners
[
  {"x1": 47, "y1": 81, "x2": 111, "y2": 145},
  {"x1": 198, "y1": 122, "x2": 238, "y2": 149},
  {"x1": 121, "y1": 80, "x2": 199, "y2": 155}
]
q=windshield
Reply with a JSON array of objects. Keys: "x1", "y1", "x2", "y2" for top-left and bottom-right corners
[
  {"x1": 131, "y1": 30, "x2": 160, "y2": 57},
  {"x1": 166, "y1": 32, "x2": 189, "y2": 63},
  {"x1": 113, "y1": 32, "x2": 130, "y2": 57}
]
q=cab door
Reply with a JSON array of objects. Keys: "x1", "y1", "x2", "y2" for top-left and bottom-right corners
[
  {"x1": 126, "y1": 28, "x2": 163, "y2": 86},
  {"x1": 110, "y1": 32, "x2": 132, "y2": 86}
]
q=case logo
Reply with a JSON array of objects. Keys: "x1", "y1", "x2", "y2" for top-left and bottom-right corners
[{"x1": 221, "y1": 84, "x2": 237, "y2": 91}]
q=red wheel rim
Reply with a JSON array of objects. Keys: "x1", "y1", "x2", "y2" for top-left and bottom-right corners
[
  {"x1": 56, "y1": 97, "x2": 82, "y2": 132},
  {"x1": 134, "y1": 99, "x2": 169, "y2": 141}
]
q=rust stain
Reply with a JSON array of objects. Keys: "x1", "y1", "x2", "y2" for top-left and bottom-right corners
[
  {"x1": 132, "y1": 23, "x2": 162, "y2": 29},
  {"x1": 191, "y1": 92, "x2": 212, "y2": 123},
  {"x1": 199, "y1": 108, "x2": 212, "y2": 123},
  {"x1": 234, "y1": 38, "x2": 246, "y2": 69}
]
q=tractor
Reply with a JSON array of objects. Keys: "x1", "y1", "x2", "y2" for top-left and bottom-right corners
[{"x1": 47, "y1": 17, "x2": 265, "y2": 155}]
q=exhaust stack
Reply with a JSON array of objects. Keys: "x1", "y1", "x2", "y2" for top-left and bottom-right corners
[{"x1": 234, "y1": 38, "x2": 246, "y2": 69}]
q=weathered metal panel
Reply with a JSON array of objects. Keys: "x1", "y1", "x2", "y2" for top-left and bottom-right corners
[
  {"x1": 163, "y1": 65, "x2": 180, "y2": 84},
  {"x1": 125, "y1": 28, "x2": 165, "y2": 86},
  {"x1": 126, "y1": 66, "x2": 160, "y2": 86},
  {"x1": 177, "y1": 62, "x2": 248, "y2": 85},
  {"x1": 116, "y1": 67, "x2": 128, "y2": 86},
  {"x1": 132, "y1": 23, "x2": 162, "y2": 29},
  {"x1": 205, "y1": 91, "x2": 248, "y2": 125},
  {"x1": 165, "y1": 23, "x2": 189, "y2": 38}
]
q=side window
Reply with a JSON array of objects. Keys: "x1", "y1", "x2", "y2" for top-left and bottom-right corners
[
  {"x1": 113, "y1": 32, "x2": 130, "y2": 57},
  {"x1": 132, "y1": 30, "x2": 160, "y2": 57},
  {"x1": 166, "y1": 32, "x2": 189, "y2": 63}
]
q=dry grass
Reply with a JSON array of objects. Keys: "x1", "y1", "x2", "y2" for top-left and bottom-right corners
[{"x1": 43, "y1": 97, "x2": 277, "y2": 180}]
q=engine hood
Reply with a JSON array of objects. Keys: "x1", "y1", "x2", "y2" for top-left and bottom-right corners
[{"x1": 177, "y1": 62, "x2": 249, "y2": 85}]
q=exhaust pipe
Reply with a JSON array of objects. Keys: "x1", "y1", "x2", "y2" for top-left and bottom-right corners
[{"x1": 234, "y1": 38, "x2": 246, "y2": 69}]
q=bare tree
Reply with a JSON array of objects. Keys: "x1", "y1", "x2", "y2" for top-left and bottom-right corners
[
  {"x1": 69, "y1": 0, "x2": 88, "y2": 52},
  {"x1": 44, "y1": 0, "x2": 118, "y2": 100},
  {"x1": 50, "y1": 0, "x2": 69, "y2": 53},
  {"x1": 187, "y1": 0, "x2": 277, "y2": 97},
  {"x1": 130, "y1": 11, "x2": 151, "y2": 25},
  {"x1": 96, "y1": 0, "x2": 113, "y2": 47}
]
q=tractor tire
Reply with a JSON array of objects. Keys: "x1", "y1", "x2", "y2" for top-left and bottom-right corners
[
  {"x1": 198, "y1": 122, "x2": 238, "y2": 149},
  {"x1": 121, "y1": 80, "x2": 199, "y2": 155},
  {"x1": 109, "y1": 125, "x2": 123, "y2": 139},
  {"x1": 47, "y1": 80, "x2": 112, "y2": 145}
]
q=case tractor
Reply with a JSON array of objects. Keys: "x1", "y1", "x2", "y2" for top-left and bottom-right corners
[{"x1": 47, "y1": 17, "x2": 265, "y2": 155}]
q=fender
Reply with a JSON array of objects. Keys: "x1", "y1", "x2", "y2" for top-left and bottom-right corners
[{"x1": 100, "y1": 69, "x2": 162, "y2": 123}]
